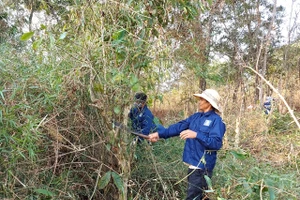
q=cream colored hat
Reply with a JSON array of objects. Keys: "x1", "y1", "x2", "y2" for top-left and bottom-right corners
[{"x1": 193, "y1": 89, "x2": 221, "y2": 112}]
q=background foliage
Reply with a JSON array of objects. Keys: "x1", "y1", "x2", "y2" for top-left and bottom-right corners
[{"x1": 1, "y1": 0, "x2": 300, "y2": 199}]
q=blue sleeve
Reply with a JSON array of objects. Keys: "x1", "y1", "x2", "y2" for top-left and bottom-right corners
[
  {"x1": 196, "y1": 118, "x2": 226, "y2": 150},
  {"x1": 158, "y1": 114, "x2": 196, "y2": 139},
  {"x1": 141, "y1": 109, "x2": 155, "y2": 135}
]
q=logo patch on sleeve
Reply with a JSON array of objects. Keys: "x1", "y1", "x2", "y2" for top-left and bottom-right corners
[{"x1": 203, "y1": 120, "x2": 212, "y2": 126}]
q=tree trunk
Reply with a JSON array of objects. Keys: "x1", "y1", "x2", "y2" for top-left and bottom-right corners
[
  {"x1": 199, "y1": 77, "x2": 206, "y2": 91},
  {"x1": 260, "y1": 0, "x2": 277, "y2": 107},
  {"x1": 298, "y1": 58, "x2": 300, "y2": 83}
]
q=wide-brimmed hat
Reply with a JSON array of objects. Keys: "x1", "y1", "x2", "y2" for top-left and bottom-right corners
[{"x1": 193, "y1": 89, "x2": 221, "y2": 112}]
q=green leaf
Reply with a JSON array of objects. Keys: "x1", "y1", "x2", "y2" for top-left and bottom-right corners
[
  {"x1": 93, "y1": 83, "x2": 104, "y2": 93},
  {"x1": 204, "y1": 175, "x2": 213, "y2": 191},
  {"x1": 186, "y1": 5, "x2": 198, "y2": 19},
  {"x1": 266, "y1": 179, "x2": 276, "y2": 200},
  {"x1": 129, "y1": 74, "x2": 140, "y2": 91},
  {"x1": 34, "y1": 188, "x2": 55, "y2": 196},
  {"x1": 129, "y1": 75, "x2": 138, "y2": 86},
  {"x1": 32, "y1": 39, "x2": 42, "y2": 50},
  {"x1": 105, "y1": 144, "x2": 111, "y2": 151},
  {"x1": 268, "y1": 187, "x2": 276, "y2": 200},
  {"x1": 50, "y1": 34, "x2": 55, "y2": 47},
  {"x1": 152, "y1": 28, "x2": 159, "y2": 37},
  {"x1": 111, "y1": 172, "x2": 124, "y2": 194},
  {"x1": 40, "y1": 24, "x2": 47, "y2": 30},
  {"x1": 157, "y1": 94, "x2": 163, "y2": 102},
  {"x1": 131, "y1": 83, "x2": 140, "y2": 92},
  {"x1": 0, "y1": 90, "x2": 4, "y2": 101},
  {"x1": 20, "y1": 31, "x2": 34, "y2": 41},
  {"x1": 242, "y1": 180, "x2": 252, "y2": 194},
  {"x1": 230, "y1": 150, "x2": 248, "y2": 160},
  {"x1": 113, "y1": 73, "x2": 124, "y2": 83},
  {"x1": 153, "y1": 117, "x2": 161, "y2": 125},
  {"x1": 112, "y1": 29, "x2": 127, "y2": 41},
  {"x1": 59, "y1": 32, "x2": 68, "y2": 40},
  {"x1": 199, "y1": 3, "x2": 205, "y2": 12},
  {"x1": 114, "y1": 106, "x2": 121, "y2": 114},
  {"x1": 138, "y1": 28, "x2": 145, "y2": 39},
  {"x1": 0, "y1": 110, "x2": 2, "y2": 124},
  {"x1": 98, "y1": 171, "x2": 111, "y2": 189}
]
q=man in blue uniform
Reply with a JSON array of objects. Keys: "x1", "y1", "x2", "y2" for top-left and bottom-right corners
[
  {"x1": 263, "y1": 96, "x2": 273, "y2": 114},
  {"x1": 148, "y1": 89, "x2": 226, "y2": 200},
  {"x1": 128, "y1": 92, "x2": 157, "y2": 143}
]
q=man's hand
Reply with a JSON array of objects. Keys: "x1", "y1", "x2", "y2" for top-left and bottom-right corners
[
  {"x1": 148, "y1": 132, "x2": 160, "y2": 142},
  {"x1": 180, "y1": 129, "x2": 197, "y2": 140}
]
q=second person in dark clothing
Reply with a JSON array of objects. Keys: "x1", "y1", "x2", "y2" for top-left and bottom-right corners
[{"x1": 128, "y1": 92, "x2": 157, "y2": 143}]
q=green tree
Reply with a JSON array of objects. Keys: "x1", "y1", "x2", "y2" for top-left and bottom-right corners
[{"x1": 211, "y1": 0, "x2": 284, "y2": 106}]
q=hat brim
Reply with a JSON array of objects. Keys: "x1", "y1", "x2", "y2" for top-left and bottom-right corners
[{"x1": 193, "y1": 93, "x2": 221, "y2": 112}]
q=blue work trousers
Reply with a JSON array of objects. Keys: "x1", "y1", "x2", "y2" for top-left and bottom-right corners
[{"x1": 186, "y1": 168, "x2": 212, "y2": 200}]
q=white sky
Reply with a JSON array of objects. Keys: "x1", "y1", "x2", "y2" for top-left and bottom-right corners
[{"x1": 277, "y1": 0, "x2": 300, "y2": 43}]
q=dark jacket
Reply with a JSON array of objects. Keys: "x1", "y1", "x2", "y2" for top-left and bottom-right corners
[
  {"x1": 128, "y1": 105, "x2": 157, "y2": 138},
  {"x1": 157, "y1": 110, "x2": 226, "y2": 171}
]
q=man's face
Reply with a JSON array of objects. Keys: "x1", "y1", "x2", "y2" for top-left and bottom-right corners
[{"x1": 134, "y1": 100, "x2": 145, "y2": 109}]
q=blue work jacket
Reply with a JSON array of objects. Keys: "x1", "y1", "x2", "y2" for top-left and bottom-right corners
[
  {"x1": 157, "y1": 110, "x2": 226, "y2": 171},
  {"x1": 128, "y1": 105, "x2": 157, "y2": 137}
]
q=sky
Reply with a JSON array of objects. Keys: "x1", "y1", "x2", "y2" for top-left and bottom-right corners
[{"x1": 277, "y1": 0, "x2": 300, "y2": 43}]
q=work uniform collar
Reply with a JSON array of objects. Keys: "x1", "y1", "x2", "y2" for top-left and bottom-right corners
[{"x1": 202, "y1": 110, "x2": 215, "y2": 116}]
